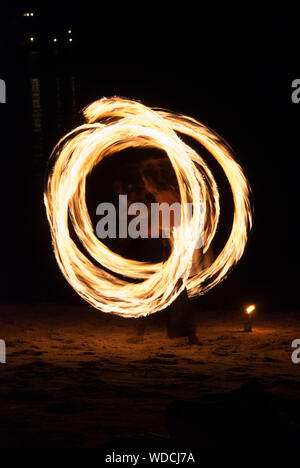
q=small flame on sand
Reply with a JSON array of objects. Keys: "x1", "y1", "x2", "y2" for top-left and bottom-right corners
[{"x1": 246, "y1": 304, "x2": 256, "y2": 314}]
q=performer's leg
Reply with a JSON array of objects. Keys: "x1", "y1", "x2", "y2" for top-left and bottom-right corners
[{"x1": 166, "y1": 283, "x2": 199, "y2": 341}]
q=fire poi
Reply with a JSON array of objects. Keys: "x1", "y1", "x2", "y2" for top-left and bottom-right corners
[{"x1": 44, "y1": 97, "x2": 252, "y2": 317}]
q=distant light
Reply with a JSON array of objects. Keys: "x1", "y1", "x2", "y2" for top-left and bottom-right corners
[
  {"x1": 68, "y1": 30, "x2": 72, "y2": 34},
  {"x1": 246, "y1": 304, "x2": 256, "y2": 314},
  {"x1": 53, "y1": 38, "x2": 58, "y2": 43},
  {"x1": 68, "y1": 37, "x2": 73, "y2": 42},
  {"x1": 30, "y1": 13, "x2": 34, "y2": 16},
  {"x1": 29, "y1": 36, "x2": 35, "y2": 42}
]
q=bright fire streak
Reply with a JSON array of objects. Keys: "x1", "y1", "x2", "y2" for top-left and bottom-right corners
[
  {"x1": 246, "y1": 304, "x2": 256, "y2": 314},
  {"x1": 44, "y1": 97, "x2": 252, "y2": 317}
]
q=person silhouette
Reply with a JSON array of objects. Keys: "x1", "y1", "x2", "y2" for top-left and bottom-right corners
[{"x1": 141, "y1": 167, "x2": 201, "y2": 344}]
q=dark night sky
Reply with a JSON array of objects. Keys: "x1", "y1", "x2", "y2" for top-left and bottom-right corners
[{"x1": 0, "y1": 4, "x2": 299, "y2": 310}]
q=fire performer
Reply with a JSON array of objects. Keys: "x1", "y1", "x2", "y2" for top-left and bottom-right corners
[{"x1": 140, "y1": 162, "x2": 207, "y2": 345}]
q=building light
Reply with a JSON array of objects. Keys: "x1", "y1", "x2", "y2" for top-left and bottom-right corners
[
  {"x1": 53, "y1": 38, "x2": 58, "y2": 43},
  {"x1": 30, "y1": 36, "x2": 35, "y2": 42},
  {"x1": 69, "y1": 37, "x2": 73, "y2": 42},
  {"x1": 68, "y1": 30, "x2": 72, "y2": 34}
]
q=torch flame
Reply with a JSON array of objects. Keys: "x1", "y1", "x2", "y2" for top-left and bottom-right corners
[
  {"x1": 44, "y1": 97, "x2": 252, "y2": 317},
  {"x1": 246, "y1": 304, "x2": 256, "y2": 314}
]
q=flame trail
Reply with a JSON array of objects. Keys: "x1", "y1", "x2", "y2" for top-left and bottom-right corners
[{"x1": 44, "y1": 97, "x2": 252, "y2": 317}]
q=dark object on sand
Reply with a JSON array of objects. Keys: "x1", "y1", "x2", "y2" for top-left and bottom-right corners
[
  {"x1": 166, "y1": 286, "x2": 196, "y2": 340},
  {"x1": 244, "y1": 312, "x2": 253, "y2": 332}
]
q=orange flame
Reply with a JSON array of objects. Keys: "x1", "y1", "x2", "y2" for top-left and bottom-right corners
[
  {"x1": 246, "y1": 304, "x2": 256, "y2": 314},
  {"x1": 44, "y1": 97, "x2": 252, "y2": 317}
]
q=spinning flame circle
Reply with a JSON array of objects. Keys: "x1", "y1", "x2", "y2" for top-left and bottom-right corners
[{"x1": 44, "y1": 97, "x2": 252, "y2": 317}]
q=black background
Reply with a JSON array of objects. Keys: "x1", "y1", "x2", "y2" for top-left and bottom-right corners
[{"x1": 0, "y1": 4, "x2": 299, "y2": 312}]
